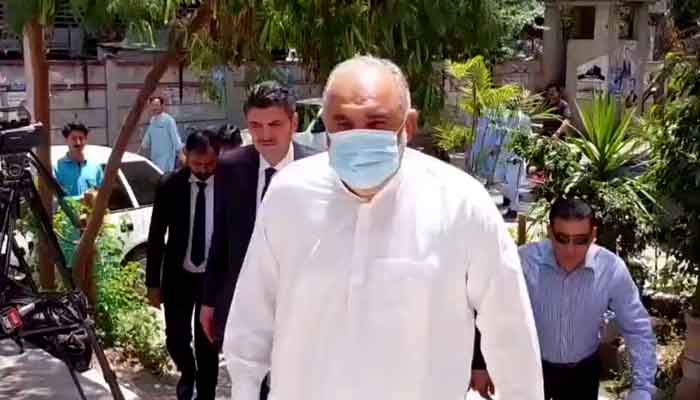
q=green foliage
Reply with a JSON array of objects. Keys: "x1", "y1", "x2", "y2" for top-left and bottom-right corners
[
  {"x1": 6, "y1": 0, "x2": 56, "y2": 32},
  {"x1": 645, "y1": 54, "x2": 700, "y2": 315},
  {"x1": 96, "y1": 261, "x2": 169, "y2": 372},
  {"x1": 47, "y1": 201, "x2": 169, "y2": 372},
  {"x1": 491, "y1": 0, "x2": 543, "y2": 61},
  {"x1": 671, "y1": 0, "x2": 700, "y2": 35},
  {"x1": 434, "y1": 124, "x2": 473, "y2": 153},
  {"x1": 188, "y1": 0, "x2": 541, "y2": 124},
  {"x1": 607, "y1": 333, "x2": 684, "y2": 399},
  {"x1": 448, "y1": 55, "x2": 524, "y2": 118},
  {"x1": 571, "y1": 93, "x2": 644, "y2": 181},
  {"x1": 7, "y1": 0, "x2": 198, "y2": 47},
  {"x1": 515, "y1": 92, "x2": 653, "y2": 259}
]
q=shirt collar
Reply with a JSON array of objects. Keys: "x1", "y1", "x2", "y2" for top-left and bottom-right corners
[
  {"x1": 189, "y1": 173, "x2": 214, "y2": 185},
  {"x1": 61, "y1": 153, "x2": 86, "y2": 166},
  {"x1": 542, "y1": 239, "x2": 601, "y2": 273},
  {"x1": 260, "y1": 143, "x2": 294, "y2": 171}
]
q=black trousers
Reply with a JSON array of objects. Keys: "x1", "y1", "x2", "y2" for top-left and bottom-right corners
[
  {"x1": 543, "y1": 352, "x2": 602, "y2": 400},
  {"x1": 164, "y1": 272, "x2": 219, "y2": 400}
]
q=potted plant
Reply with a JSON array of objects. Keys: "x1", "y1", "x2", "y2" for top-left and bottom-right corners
[
  {"x1": 645, "y1": 54, "x2": 700, "y2": 400},
  {"x1": 433, "y1": 123, "x2": 474, "y2": 170},
  {"x1": 441, "y1": 56, "x2": 524, "y2": 172},
  {"x1": 519, "y1": 91, "x2": 653, "y2": 259}
]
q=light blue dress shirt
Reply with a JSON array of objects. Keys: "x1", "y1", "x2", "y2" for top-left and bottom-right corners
[
  {"x1": 519, "y1": 240, "x2": 657, "y2": 398},
  {"x1": 54, "y1": 155, "x2": 104, "y2": 198},
  {"x1": 142, "y1": 112, "x2": 182, "y2": 172}
]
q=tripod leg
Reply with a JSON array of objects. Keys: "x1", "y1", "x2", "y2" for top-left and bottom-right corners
[
  {"x1": 85, "y1": 321, "x2": 126, "y2": 400},
  {"x1": 25, "y1": 181, "x2": 74, "y2": 290},
  {"x1": 67, "y1": 363, "x2": 89, "y2": 400},
  {"x1": 10, "y1": 238, "x2": 39, "y2": 292}
]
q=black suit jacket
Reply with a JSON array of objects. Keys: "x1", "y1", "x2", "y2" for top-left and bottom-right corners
[
  {"x1": 203, "y1": 142, "x2": 318, "y2": 342},
  {"x1": 145, "y1": 167, "x2": 194, "y2": 302}
]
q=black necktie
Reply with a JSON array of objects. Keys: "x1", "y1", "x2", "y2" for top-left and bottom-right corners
[
  {"x1": 262, "y1": 167, "x2": 276, "y2": 200},
  {"x1": 191, "y1": 181, "x2": 207, "y2": 266}
]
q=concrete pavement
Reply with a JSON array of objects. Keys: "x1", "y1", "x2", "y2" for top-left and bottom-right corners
[
  {"x1": 2, "y1": 338, "x2": 614, "y2": 400},
  {"x1": 0, "y1": 339, "x2": 138, "y2": 400}
]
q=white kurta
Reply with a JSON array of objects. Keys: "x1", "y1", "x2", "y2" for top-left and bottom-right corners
[{"x1": 223, "y1": 149, "x2": 543, "y2": 400}]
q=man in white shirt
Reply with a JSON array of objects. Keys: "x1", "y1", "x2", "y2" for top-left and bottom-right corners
[
  {"x1": 146, "y1": 130, "x2": 220, "y2": 400},
  {"x1": 223, "y1": 55, "x2": 544, "y2": 400}
]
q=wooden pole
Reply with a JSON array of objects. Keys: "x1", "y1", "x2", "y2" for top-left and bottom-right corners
[
  {"x1": 70, "y1": 0, "x2": 216, "y2": 294},
  {"x1": 23, "y1": 18, "x2": 55, "y2": 289},
  {"x1": 517, "y1": 213, "x2": 527, "y2": 246}
]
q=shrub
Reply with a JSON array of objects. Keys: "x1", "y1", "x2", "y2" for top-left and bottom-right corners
[{"x1": 50, "y1": 202, "x2": 169, "y2": 373}]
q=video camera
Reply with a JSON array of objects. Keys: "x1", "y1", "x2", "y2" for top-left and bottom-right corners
[
  {"x1": 0, "y1": 106, "x2": 43, "y2": 186},
  {"x1": 0, "y1": 106, "x2": 124, "y2": 399}
]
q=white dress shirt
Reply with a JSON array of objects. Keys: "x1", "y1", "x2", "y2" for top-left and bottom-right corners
[
  {"x1": 223, "y1": 149, "x2": 543, "y2": 400},
  {"x1": 256, "y1": 145, "x2": 294, "y2": 209},
  {"x1": 183, "y1": 174, "x2": 214, "y2": 273}
]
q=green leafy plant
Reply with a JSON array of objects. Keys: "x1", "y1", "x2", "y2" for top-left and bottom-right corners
[
  {"x1": 433, "y1": 123, "x2": 474, "y2": 153},
  {"x1": 96, "y1": 261, "x2": 169, "y2": 372},
  {"x1": 570, "y1": 92, "x2": 645, "y2": 181},
  {"x1": 516, "y1": 92, "x2": 654, "y2": 259},
  {"x1": 441, "y1": 55, "x2": 526, "y2": 170},
  {"x1": 645, "y1": 53, "x2": 700, "y2": 316},
  {"x1": 44, "y1": 202, "x2": 170, "y2": 372},
  {"x1": 448, "y1": 55, "x2": 524, "y2": 119}
]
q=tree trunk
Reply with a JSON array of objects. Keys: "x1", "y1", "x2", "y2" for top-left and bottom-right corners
[
  {"x1": 23, "y1": 19, "x2": 54, "y2": 290},
  {"x1": 692, "y1": 278, "x2": 700, "y2": 319},
  {"x1": 70, "y1": 0, "x2": 216, "y2": 295}
]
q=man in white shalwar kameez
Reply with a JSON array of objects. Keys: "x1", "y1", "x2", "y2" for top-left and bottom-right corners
[{"x1": 223, "y1": 55, "x2": 544, "y2": 400}]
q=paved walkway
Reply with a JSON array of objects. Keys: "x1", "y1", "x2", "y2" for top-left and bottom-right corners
[
  {"x1": 1, "y1": 337, "x2": 613, "y2": 400},
  {"x1": 0, "y1": 339, "x2": 138, "y2": 400}
]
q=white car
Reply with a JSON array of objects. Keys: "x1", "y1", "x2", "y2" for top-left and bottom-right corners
[{"x1": 50, "y1": 145, "x2": 163, "y2": 267}]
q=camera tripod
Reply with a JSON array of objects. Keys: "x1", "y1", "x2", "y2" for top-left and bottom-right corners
[{"x1": 0, "y1": 151, "x2": 125, "y2": 400}]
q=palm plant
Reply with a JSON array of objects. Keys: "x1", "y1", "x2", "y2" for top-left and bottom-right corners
[
  {"x1": 523, "y1": 92, "x2": 653, "y2": 258},
  {"x1": 450, "y1": 55, "x2": 523, "y2": 120},
  {"x1": 569, "y1": 92, "x2": 645, "y2": 181},
  {"x1": 439, "y1": 56, "x2": 524, "y2": 169}
]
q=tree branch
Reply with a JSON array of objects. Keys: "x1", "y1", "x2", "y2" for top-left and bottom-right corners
[{"x1": 71, "y1": 0, "x2": 216, "y2": 295}]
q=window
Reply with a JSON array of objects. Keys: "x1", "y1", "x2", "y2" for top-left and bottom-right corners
[
  {"x1": 296, "y1": 104, "x2": 322, "y2": 132},
  {"x1": 310, "y1": 115, "x2": 326, "y2": 133},
  {"x1": 103, "y1": 170, "x2": 133, "y2": 211},
  {"x1": 119, "y1": 161, "x2": 161, "y2": 206},
  {"x1": 571, "y1": 6, "x2": 596, "y2": 40}
]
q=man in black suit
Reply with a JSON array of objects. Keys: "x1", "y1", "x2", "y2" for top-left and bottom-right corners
[
  {"x1": 199, "y1": 81, "x2": 318, "y2": 398},
  {"x1": 146, "y1": 130, "x2": 221, "y2": 400}
]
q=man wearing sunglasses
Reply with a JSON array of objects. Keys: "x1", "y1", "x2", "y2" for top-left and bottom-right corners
[{"x1": 471, "y1": 197, "x2": 656, "y2": 400}]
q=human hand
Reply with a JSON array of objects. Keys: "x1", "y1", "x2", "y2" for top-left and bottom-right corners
[
  {"x1": 470, "y1": 369, "x2": 495, "y2": 398},
  {"x1": 147, "y1": 288, "x2": 162, "y2": 308},
  {"x1": 199, "y1": 305, "x2": 216, "y2": 344}
]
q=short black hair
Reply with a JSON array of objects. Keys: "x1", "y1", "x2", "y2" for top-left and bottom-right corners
[
  {"x1": 62, "y1": 122, "x2": 89, "y2": 138},
  {"x1": 549, "y1": 197, "x2": 595, "y2": 226},
  {"x1": 546, "y1": 83, "x2": 562, "y2": 93},
  {"x1": 243, "y1": 80, "x2": 296, "y2": 117},
  {"x1": 149, "y1": 96, "x2": 165, "y2": 105},
  {"x1": 218, "y1": 123, "x2": 242, "y2": 148},
  {"x1": 185, "y1": 129, "x2": 219, "y2": 155}
]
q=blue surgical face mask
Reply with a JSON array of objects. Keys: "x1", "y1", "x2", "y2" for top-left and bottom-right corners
[{"x1": 328, "y1": 127, "x2": 406, "y2": 191}]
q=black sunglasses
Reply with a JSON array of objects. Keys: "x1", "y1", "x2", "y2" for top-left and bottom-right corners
[{"x1": 552, "y1": 232, "x2": 591, "y2": 246}]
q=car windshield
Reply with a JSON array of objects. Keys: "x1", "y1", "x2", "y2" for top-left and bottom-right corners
[
  {"x1": 101, "y1": 165, "x2": 132, "y2": 211},
  {"x1": 120, "y1": 161, "x2": 161, "y2": 206},
  {"x1": 297, "y1": 103, "x2": 322, "y2": 132}
]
